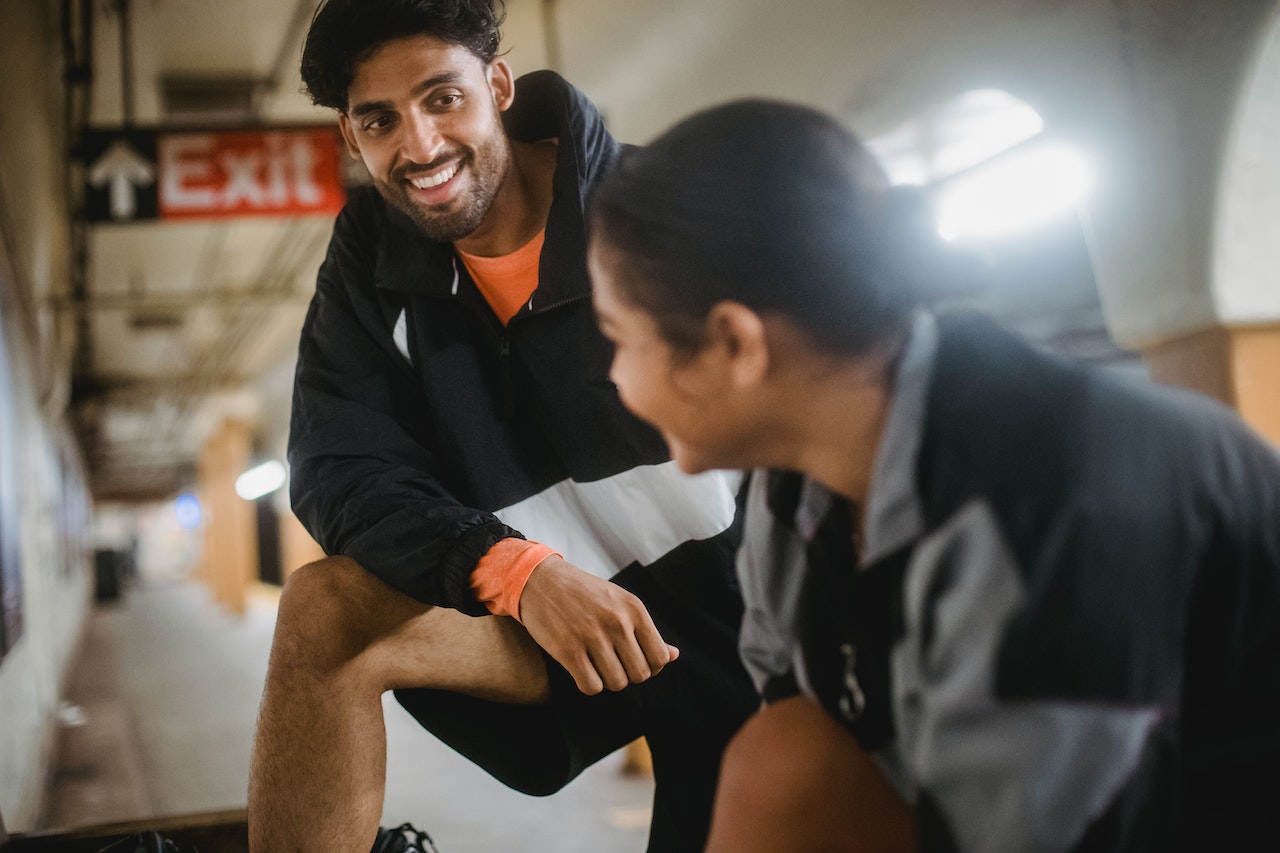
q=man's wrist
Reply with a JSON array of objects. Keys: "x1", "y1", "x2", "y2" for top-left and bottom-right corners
[{"x1": 470, "y1": 538, "x2": 561, "y2": 621}]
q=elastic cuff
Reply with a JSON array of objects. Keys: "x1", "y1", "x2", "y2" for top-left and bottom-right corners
[{"x1": 471, "y1": 538, "x2": 560, "y2": 622}]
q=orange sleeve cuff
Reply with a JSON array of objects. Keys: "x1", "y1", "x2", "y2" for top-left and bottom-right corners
[{"x1": 470, "y1": 538, "x2": 559, "y2": 622}]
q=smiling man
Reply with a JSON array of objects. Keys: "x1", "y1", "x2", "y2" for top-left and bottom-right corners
[
  {"x1": 338, "y1": 36, "x2": 520, "y2": 245},
  {"x1": 245, "y1": 2, "x2": 758, "y2": 852}
]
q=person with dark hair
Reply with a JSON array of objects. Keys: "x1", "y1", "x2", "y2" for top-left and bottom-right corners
[
  {"x1": 588, "y1": 99, "x2": 1280, "y2": 851},
  {"x1": 247, "y1": 2, "x2": 757, "y2": 851}
]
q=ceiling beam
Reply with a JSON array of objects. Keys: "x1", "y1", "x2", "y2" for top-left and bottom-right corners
[{"x1": 50, "y1": 291, "x2": 311, "y2": 310}]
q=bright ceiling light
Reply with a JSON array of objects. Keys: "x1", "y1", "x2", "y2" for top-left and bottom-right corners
[
  {"x1": 935, "y1": 143, "x2": 1094, "y2": 242},
  {"x1": 235, "y1": 460, "x2": 287, "y2": 501},
  {"x1": 869, "y1": 89, "x2": 1046, "y2": 186}
]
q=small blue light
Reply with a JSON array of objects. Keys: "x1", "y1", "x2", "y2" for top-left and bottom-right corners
[{"x1": 174, "y1": 493, "x2": 202, "y2": 529}]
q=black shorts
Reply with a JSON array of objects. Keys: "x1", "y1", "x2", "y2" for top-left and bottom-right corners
[{"x1": 394, "y1": 530, "x2": 759, "y2": 853}]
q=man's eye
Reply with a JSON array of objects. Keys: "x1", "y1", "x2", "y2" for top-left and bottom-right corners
[
  {"x1": 436, "y1": 93, "x2": 462, "y2": 108},
  {"x1": 363, "y1": 115, "x2": 393, "y2": 133}
]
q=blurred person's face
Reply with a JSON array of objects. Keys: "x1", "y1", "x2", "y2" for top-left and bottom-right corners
[
  {"x1": 338, "y1": 34, "x2": 513, "y2": 241},
  {"x1": 589, "y1": 241, "x2": 771, "y2": 476}
]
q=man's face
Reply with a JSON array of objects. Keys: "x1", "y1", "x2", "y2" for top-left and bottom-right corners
[{"x1": 338, "y1": 35, "x2": 514, "y2": 242}]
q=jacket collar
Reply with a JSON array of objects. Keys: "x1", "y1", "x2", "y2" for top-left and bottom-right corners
[{"x1": 372, "y1": 71, "x2": 620, "y2": 307}]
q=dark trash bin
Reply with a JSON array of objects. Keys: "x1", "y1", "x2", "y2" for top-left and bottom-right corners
[{"x1": 93, "y1": 550, "x2": 126, "y2": 602}]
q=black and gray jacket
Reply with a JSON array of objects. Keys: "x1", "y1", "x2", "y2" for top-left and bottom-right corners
[
  {"x1": 289, "y1": 71, "x2": 740, "y2": 614},
  {"x1": 739, "y1": 313, "x2": 1280, "y2": 851}
]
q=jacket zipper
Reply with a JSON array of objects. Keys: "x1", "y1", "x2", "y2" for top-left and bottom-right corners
[
  {"x1": 499, "y1": 331, "x2": 514, "y2": 420},
  {"x1": 527, "y1": 293, "x2": 590, "y2": 314},
  {"x1": 497, "y1": 293, "x2": 590, "y2": 420}
]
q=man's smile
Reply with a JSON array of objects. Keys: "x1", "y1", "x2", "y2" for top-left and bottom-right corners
[{"x1": 408, "y1": 160, "x2": 461, "y2": 189}]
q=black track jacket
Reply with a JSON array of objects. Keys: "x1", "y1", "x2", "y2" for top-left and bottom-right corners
[{"x1": 288, "y1": 72, "x2": 740, "y2": 616}]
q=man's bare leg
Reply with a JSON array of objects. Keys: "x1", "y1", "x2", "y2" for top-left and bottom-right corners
[{"x1": 247, "y1": 556, "x2": 549, "y2": 853}]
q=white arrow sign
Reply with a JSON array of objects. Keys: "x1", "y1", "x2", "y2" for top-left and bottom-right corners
[{"x1": 87, "y1": 139, "x2": 155, "y2": 220}]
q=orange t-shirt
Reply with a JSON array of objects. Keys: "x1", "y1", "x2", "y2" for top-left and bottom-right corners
[
  {"x1": 459, "y1": 229, "x2": 556, "y2": 620},
  {"x1": 456, "y1": 229, "x2": 546, "y2": 325}
]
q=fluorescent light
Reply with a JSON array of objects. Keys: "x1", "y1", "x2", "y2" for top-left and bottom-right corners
[
  {"x1": 935, "y1": 143, "x2": 1094, "y2": 242},
  {"x1": 869, "y1": 89, "x2": 1046, "y2": 186},
  {"x1": 235, "y1": 460, "x2": 287, "y2": 501}
]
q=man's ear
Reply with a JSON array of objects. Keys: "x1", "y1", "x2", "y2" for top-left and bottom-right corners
[
  {"x1": 337, "y1": 113, "x2": 362, "y2": 160},
  {"x1": 705, "y1": 301, "x2": 769, "y2": 389},
  {"x1": 488, "y1": 59, "x2": 516, "y2": 112}
]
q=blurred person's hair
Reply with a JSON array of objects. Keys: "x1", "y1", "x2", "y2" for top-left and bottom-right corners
[
  {"x1": 301, "y1": 0, "x2": 506, "y2": 112},
  {"x1": 589, "y1": 99, "x2": 959, "y2": 358}
]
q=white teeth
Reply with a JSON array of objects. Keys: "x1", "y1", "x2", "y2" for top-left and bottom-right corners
[{"x1": 410, "y1": 163, "x2": 459, "y2": 189}]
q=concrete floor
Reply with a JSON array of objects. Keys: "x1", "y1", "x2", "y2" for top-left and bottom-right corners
[{"x1": 40, "y1": 579, "x2": 654, "y2": 852}]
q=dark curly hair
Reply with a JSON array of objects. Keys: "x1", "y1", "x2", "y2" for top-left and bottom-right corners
[{"x1": 301, "y1": 0, "x2": 506, "y2": 112}]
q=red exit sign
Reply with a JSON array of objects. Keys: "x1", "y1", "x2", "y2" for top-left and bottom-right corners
[{"x1": 83, "y1": 126, "x2": 348, "y2": 223}]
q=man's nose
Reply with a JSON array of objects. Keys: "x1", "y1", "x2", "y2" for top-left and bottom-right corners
[{"x1": 401, "y1": 112, "x2": 445, "y2": 164}]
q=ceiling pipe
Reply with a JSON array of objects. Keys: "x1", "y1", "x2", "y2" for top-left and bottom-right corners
[
  {"x1": 51, "y1": 291, "x2": 312, "y2": 311},
  {"x1": 62, "y1": 0, "x2": 95, "y2": 404},
  {"x1": 112, "y1": 0, "x2": 135, "y2": 126},
  {"x1": 541, "y1": 0, "x2": 562, "y2": 73},
  {"x1": 252, "y1": 0, "x2": 322, "y2": 119}
]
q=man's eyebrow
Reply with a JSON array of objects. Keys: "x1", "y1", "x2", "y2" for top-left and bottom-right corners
[{"x1": 348, "y1": 72, "x2": 464, "y2": 118}]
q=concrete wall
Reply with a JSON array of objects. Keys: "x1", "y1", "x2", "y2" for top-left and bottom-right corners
[
  {"x1": 0, "y1": 0, "x2": 94, "y2": 831},
  {"x1": 1215, "y1": 6, "x2": 1280, "y2": 325},
  {"x1": 517, "y1": 0, "x2": 1276, "y2": 351}
]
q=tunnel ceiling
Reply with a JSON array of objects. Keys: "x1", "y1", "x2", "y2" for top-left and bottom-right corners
[
  {"x1": 64, "y1": 0, "x2": 1237, "y2": 502},
  {"x1": 72, "y1": 0, "x2": 952, "y2": 503}
]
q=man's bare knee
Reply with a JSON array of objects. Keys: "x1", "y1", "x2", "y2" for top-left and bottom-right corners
[
  {"x1": 271, "y1": 556, "x2": 549, "y2": 703},
  {"x1": 272, "y1": 556, "x2": 421, "y2": 673}
]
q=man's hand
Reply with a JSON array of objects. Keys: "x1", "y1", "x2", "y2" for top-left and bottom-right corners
[{"x1": 518, "y1": 555, "x2": 678, "y2": 695}]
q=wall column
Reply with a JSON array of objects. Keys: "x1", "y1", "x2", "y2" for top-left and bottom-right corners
[
  {"x1": 1085, "y1": 4, "x2": 1280, "y2": 447},
  {"x1": 1143, "y1": 324, "x2": 1280, "y2": 446},
  {"x1": 195, "y1": 419, "x2": 257, "y2": 615}
]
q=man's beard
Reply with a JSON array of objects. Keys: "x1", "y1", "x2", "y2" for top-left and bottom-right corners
[{"x1": 380, "y1": 130, "x2": 511, "y2": 243}]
